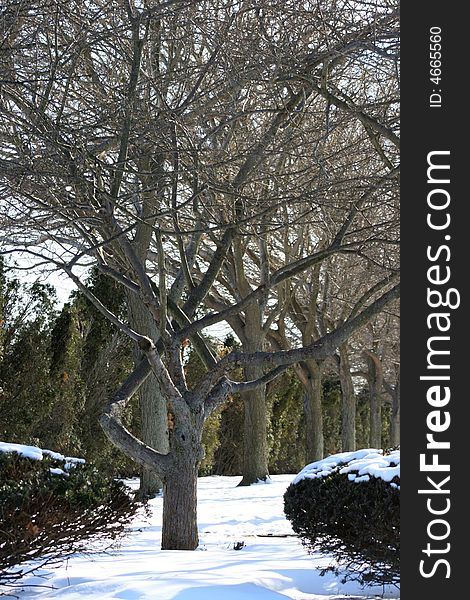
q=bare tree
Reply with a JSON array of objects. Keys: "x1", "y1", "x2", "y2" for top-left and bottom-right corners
[
  {"x1": 0, "y1": 0, "x2": 399, "y2": 549},
  {"x1": 328, "y1": 259, "x2": 399, "y2": 451}
]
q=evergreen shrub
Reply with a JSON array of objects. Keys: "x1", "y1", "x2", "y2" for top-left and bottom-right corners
[
  {"x1": 284, "y1": 450, "x2": 400, "y2": 585},
  {"x1": 0, "y1": 449, "x2": 140, "y2": 588}
]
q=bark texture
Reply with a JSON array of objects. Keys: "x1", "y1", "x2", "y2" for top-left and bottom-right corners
[
  {"x1": 234, "y1": 298, "x2": 270, "y2": 486},
  {"x1": 162, "y1": 457, "x2": 199, "y2": 550},
  {"x1": 161, "y1": 401, "x2": 204, "y2": 550},
  {"x1": 389, "y1": 370, "x2": 400, "y2": 447},
  {"x1": 239, "y1": 361, "x2": 269, "y2": 485},
  {"x1": 303, "y1": 360, "x2": 323, "y2": 462},
  {"x1": 366, "y1": 351, "x2": 383, "y2": 448},
  {"x1": 127, "y1": 291, "x2": 169, "y2": 497},
  {"x1": 339, "y1": 344, "x2": 356, "y2": 451}
]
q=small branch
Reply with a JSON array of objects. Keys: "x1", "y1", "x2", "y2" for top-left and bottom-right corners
[
  {"x1": 152, "y1": 281, "x2": 218, "y2": 370},
  {"x1": 332, "y1": 167, "x2": 399, "y2": 247},
  {"x1": 348, "y1": 272, "x2": 400, "y2": 320},
  {"x1": 95, "y1": 264, "x2": 140, "y2": 294},
  {"x1": 155, "y1": 228, "x2": 167, "y2": 338},
  {"x1": 182, "y1": 227, "x2": 235, "y2": 318},
  {"x1": 204, "y1": 364, "x2": 291, "y2": 417},
  {"x1": 109, "y1": 16, "x2": 145, "y2": 201},
  {"x1": 168, "y1": 226, "x2": 203, "y2": 302},
  {"x1": 311, "y1": 82, "x2": 400, "y2": 149},
  {"x1": 230, "y1": 365, "x2": 290, "y2": 393},
  {"x1": 176, "y1": 13, "x2": 236, "y2": 113},
  {"x1": 175, "y1": 244, "x2": 342, "y2": 341},
  {"x1": 105, "y1": 212, "x2": 161, "y2": 322},
  {"x1": 61, "y1": 264, "x2": 147, "y2": 345}
]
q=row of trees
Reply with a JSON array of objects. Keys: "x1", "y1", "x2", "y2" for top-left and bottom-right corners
[
  {"x1": 0, "y1": 0, "x2": 399, "y2": 549},
  {"x1": 0, "y1": 264, "x2": 399, "y2": 477}
]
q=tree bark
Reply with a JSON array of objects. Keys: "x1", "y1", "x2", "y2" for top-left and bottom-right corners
[
  {"x1": 339, "y1": 344, "x2": 356, "y2": 451},
  {"x1": 126, "y1": 291, "x2": 169, "y2": 497},
  {"x1": 366, "y1": 352, "x2": 383, "y2": 448},
  {"x1": 389, "y1": 370, "x2": 400, "y2": 447},
  {"x1": 239, "y1": 361, "x2": 269, "y2": 485},
  {"x1": 161, "y1": 404, "x2": 204, "y2": 550},
  {"x1": 234, "y1": 299, "x2": 270, "y2": 486},
  {"x1": 303, "y1": 360, "x2": 323, "y2": 462},
  {"x1": 138, "y1": 372, "x2": 169, "y2": 497},
  {"x1": 162, "y1": 455, "x2": 199, "y2": 550}
]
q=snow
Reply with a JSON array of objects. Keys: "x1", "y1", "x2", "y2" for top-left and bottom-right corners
[
  {"x1": 5, "y1": 475, "x2": 400, "y2": 599},
  {"x1": 43, "y1": 449, "x2": 67, "y2": 461},
  {"x1": 0, "y1": 442, "x2": 44, "y2": 461},
  {"x1": 49, "y1": 468, "x2": 68, "y2": 476},
  {"x1": 64, "y1": 459, "x2": 86, "y2": 470},
  {"x1": 0, "y1": 441, "x2": 85, "y2": 465},
  {"x1": 293, "y1": 449, "x2": 400, "y2": 487}
]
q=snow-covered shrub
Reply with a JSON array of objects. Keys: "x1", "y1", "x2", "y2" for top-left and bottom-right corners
[
  {"x1": 284, "y1": 449, "x2": 400, "y2": 586},
  {"x1": 0, "y1": 443, "x2": 140, "y2": 587}
]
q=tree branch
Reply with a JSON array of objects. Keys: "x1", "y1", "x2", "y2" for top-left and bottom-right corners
[
  {"x1": 200, "y1": 282, "x2": 400, "y2": 393},
  {"x1": 100, "y1": 358, "x2": 173, "y2": 474}
]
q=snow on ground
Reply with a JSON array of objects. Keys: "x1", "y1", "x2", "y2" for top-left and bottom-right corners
[
  {"x1": 293, "y1": 449, "x2": 400, "y2": 488},
  {"x1": 4, "y1": 475, "x2": 400, "y2": 600}
]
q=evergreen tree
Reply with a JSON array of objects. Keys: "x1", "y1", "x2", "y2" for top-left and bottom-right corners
[
  {"x1": 73, "y1": 271, "x2": 136, "y2": 475},
  {"x1": 37, "y1": 303, "x2": 86, "y2": 453},
  {"x1": 0, "y1": 262, "x2": 57, "y2": 443}
]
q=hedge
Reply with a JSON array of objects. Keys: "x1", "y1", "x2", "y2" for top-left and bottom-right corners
[
  {"x1": 284, "y1": 449, "x2": 400, "y2": 586},
  {"x1": 0, "y1": 445, "x2": 141, "y2": 590}
]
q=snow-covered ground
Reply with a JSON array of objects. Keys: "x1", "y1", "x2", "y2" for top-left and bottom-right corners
[{"x1": 4, "y1": 474, "x2": 400, "y2": 600}]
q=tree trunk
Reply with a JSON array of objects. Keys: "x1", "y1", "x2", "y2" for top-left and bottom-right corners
[
  {"x1": 138, "y1": 372, "x2": 169, "y2": 497},
  {"x1": 339, "y1": 344, "x2": 356, "y2": 451},
  {"x1": 239, "y1": 361, "x2": 269, "y2": 485},
  {"x1": 161, "y1": 410, "x2": 204, "y2": 550},
  {"x1": 389, "y1": 371, "x2": 400, "y2": 447},
  {"x1": 236, "y1": 302, "x2": 269, "y2": 486},
  {"x1": 161, "y1": 455, "x2": 199, "y2": 550},
  {"x1": 369, "y1": 382, "x2": 382, "y2": 448},
  {"x1": 356, "y1": 396, "x2": 369, "y2": 448},
  {"x1": 303, "y1": 360, "x2": 323, "y2": 462},
  {"x1": 126, "y1": 292, "x2": 169, "y2": 497},
  {"x1": 367, "y1": 352, "x2": 383, "y2": 448}
]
